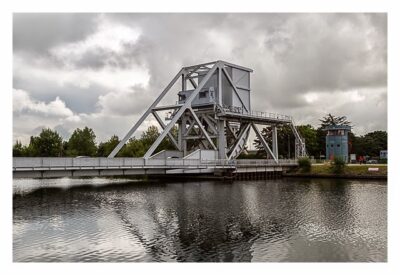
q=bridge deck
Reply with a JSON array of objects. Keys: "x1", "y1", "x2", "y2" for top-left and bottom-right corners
[{"x1": 13, "y1": 157, "x2": 298, "y2": 179}]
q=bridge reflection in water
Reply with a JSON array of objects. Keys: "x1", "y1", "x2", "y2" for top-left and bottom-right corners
[{"x1": 13, "y1": 178, "x2": 387, "y2": 262}]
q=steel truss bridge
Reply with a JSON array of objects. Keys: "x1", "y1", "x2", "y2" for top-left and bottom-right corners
[{"x1": 13, "y1": 61, "x2": 306, "y2": 179}]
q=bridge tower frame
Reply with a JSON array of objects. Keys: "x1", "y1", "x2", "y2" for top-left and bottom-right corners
[{"x1": 108, "y1": 60, "x2": 307, "y2": 161}]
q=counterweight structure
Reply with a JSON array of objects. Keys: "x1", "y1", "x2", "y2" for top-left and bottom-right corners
[{"x1": 108, "y1": 60, "x2": 306, "y2": 161}]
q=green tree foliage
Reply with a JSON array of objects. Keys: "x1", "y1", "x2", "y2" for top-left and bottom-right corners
[
  {"x1": 254, "y1": 124, "x2": 320, "y2": 158},
  {"x1": 141, "y1": 125, "x2": 161, "y2": 149},
  {"x1": 12, "y1": 122, "x2": 387, "y2": 159},
  {"x1": 351, "y1": 130, "x2": 387, "y2": 157},
  {"x1": 118, "y1": 137, "x2": 146, "y2": 157},
  {"x1": 118, "y1": 125, "x2": 178, "y2": 157},
  {"x1": 253, "y1": 124, "x2": 294, "y2": 159},
  {"x1": 13, "y1": 140, "x2": 27, "y2": 157},
  {"x1": 27, "y1": 128, "x2": 63, "y2": 157},
  {"x1": 66, "y1": 127, "x2": 97, "y2": 157},
  {"x1": 297, "y1": 125, "x2": 319, "y2": 157},
  {"x1": 97, "y1": 135, "x2": 120, "y2": 157}
]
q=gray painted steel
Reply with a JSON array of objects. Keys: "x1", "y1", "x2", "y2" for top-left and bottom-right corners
[
  {"x1": 102, "y1": 60, "x2": 307, "y2": 161},
  {"x1": 13, "y1": 157, "x2": 297, "y2": 179}
]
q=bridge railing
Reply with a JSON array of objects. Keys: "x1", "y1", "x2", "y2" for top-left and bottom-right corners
[
  {"x1": 13, "y1": 157, "x2": 223, "y2": 170},
  {"x1": 221, "y1": 106, "x2": 292, "y2": 122},
  {"x1": 13, "y1": 157, "x2": 298, "y2": 170}
]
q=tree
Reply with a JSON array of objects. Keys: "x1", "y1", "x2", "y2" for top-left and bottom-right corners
[
  {"x1": 118, "y1": 137, "x2": 146, "y2": 157},
  {"x1": 315, "y1": 127, "x2": 327, "y2": 158},
  {"x1": 253, "y1": 124, "x2": 295, "y2": 158},
  {"x1": 319, "y1": 113, "x2": 351, "y2": 128},
  {"x1": 27, "y1": 128, "x2": 63, "y2": 157},
  {"x1": 66, "y1": 127, "x2": 97, "y2": 157},
  {"x1": 140, "y1": 125, "x2": 160, "y2": 149},
  {"x1": 352, "y1": 130, "x2": 387, "y2": 157},
  {"x1": 13, "y1": 140, "x2": 27, "y2": 157},
  {"x1": 97, "y1": 135, "x2": 120, "y2": 157},
  {"x1": 297, "y1": 125, "x2": 319, "y2": 157},
  {"x1": 117, "y1": 125, "x2": 178, "y2": 157}
]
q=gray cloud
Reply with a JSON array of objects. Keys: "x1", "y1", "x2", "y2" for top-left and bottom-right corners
[
  {"x1": 13, "y1": 13, "x2": 387, "y2": 144},
  {"x1": 13, "y1": 13, "x2": 98, "y2": 55}
]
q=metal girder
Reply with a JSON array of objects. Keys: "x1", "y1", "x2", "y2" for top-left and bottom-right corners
[
  {"x1": 251, "y1": 123, "x2": 278, "y2": 164},
  {"x1": 220, "y1": 60, "x2": 253, "y2": 72},
  {"x1": 206, "y1": 114, "x2": 217, "y2": 125},
  {"x1": 183, "y1": 135, "x2": 218, "y2": 140},
  {"x1": 226, "y1": 122, "x2": 238, "y2": 139},
  {"x1": 182, "y1": 72, "x2": 187, "y2": 91},
  {"x1": 272, "y1": 126, "x2": 278, "y2": 158},
  {"x1": 184, "y1": 117, "x2": 196, "y2": 136},
  {"x1": 228, "y1": 123, "x2": 251, "y2": 160},
  {"x1": 290, "y1": 120, "x2": 307, "y2": 158},
  {"x1": 201, "y1": 114, "x2": 218, "y2": 135},
  {"x1": 221, "y1": 67, "x2": 249, "y2": 112},
  {"x1": 184, "y1": 61, "x2": 216, "y2": 70},
  {"x1": 218, "y1": 67, "x2": 222, "y2": 106},
  {"x1": 108, "y1": 68, "x2": 185, "y2": 158},
  {"x1": 152, "y1": 104, "x2": 183, "y2": 111},
  {"x1": 143, "y1": 63, "x2": 218, "y2": 159},
  {"x1": 151, "y1": 111, "x2": 179, "y2": 150},
  {"x1": 189, "y1": 78, "x2": 197, "y2": 89},
  {"x1": 188, "y1": 107, "x2": 217, "y2": 150}
]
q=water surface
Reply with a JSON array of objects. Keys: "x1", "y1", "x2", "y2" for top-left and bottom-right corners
[{"x1": 13, "y1": 177, "x2": 387, "y2": 262}]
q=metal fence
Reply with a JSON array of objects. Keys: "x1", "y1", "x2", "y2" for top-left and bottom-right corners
[
  {"x1": 13, "y1": 157, "x2": 298, "y2": 171},
  {"x1": 13, "y1": 157, "x2": 234, "y2": 170}
]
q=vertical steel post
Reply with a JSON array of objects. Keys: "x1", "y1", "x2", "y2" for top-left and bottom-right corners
[
  {"x1": 218, "y1": 119, "x2": 227, "y2": 159},
  {"x1": 218, "y1": 66, "x2": 222, "y2": 106},
  {"x1": 272, "y1": 125, "x2": 278, "y2": 160}
]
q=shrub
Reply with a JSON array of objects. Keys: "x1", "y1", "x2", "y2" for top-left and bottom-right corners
[
  {"x1": 298, "y1": 157, "x2": 311, "y2": 173},
  {"x1": 331, "y1": 156, "x2": 346, "y2": 174}
]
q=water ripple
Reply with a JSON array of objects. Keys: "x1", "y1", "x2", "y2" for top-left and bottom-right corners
[{"x1": 13, "y1": 178, "x2": 387, "y2": 262}]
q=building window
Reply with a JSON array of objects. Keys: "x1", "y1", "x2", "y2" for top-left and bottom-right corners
[
  {"x1": 337, "y1": 144, "x2": 340, "y2": 147},
  {"x1": 331, "y1": 144, "x2": 334, "y2": 147},
  {"x1": 199, "y1": 91, "x2": 208, "y2": 98}
]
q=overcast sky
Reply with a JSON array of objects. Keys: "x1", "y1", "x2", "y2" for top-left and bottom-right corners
[{"x1": 13, "y1": 13, "x2": 387, "y2": 144}]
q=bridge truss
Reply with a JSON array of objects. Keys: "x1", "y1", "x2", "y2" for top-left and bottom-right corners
[{"x1": 108, "y1": 60, "x2": 307, "y2": 162}]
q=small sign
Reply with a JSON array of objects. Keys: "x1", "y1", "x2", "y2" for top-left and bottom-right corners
[{"x1": 368, "y1": 168, "x2": 379, "y2": 172}]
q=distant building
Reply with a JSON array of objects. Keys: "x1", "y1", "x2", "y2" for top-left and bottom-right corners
[
  {"x1": 380, "y1": 150, "x2": 387, "y2": 159},
  {"x1": 323, "y1": 125, "x2": 351, "y2": 162}
]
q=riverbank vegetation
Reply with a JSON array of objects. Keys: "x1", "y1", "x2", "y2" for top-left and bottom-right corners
[
  {"x1": 13, "y1": 113, "x2": 387, "y2": 159},
  {"x1": 290, "y1": 162, "x2": 387, "y2": 177}
]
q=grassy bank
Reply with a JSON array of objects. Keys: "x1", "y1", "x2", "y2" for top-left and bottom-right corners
[{"x1": 286, "y1": 163, "x2": 387, "y2": 178}]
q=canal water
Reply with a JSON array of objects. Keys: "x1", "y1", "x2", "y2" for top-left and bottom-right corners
[{"x1": 13, "y1": 177, "x2": 387, "y2": 262}]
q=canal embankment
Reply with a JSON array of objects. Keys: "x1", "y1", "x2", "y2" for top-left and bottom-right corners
[{"x1": 283, "y1": 163, "x2": 387, "y2": 180}]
